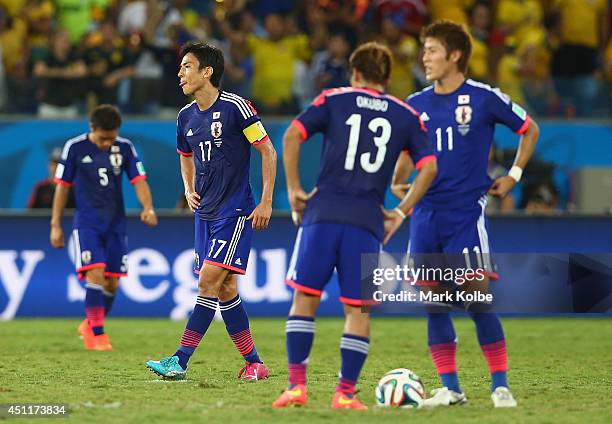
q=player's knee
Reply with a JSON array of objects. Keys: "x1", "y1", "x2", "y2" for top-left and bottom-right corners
[
  {"x1": 86, "y1": 268, "x2": 105, "y2": 286},
  {"x1": 290, "y1": 290, "x2": 320, "y2": 316},
  {"x1": 105, "y1": 277, "x2": 119, "y2": 294},
  {"x1": 343, "y1": 305, "x2": 370, "y2": 336},
  {"x1": 218, "y1": 280, "x2": 238, "y2": 301}
]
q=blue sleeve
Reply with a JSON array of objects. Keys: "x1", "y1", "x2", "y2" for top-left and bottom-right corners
[
  {"x1": 123, "y1": 141, "x2": 147, "y2": 184},
  {"x1": 404, "y1": 112, "x2": 435, "y2": 169},
  {"x1": 176, "y1": 114, "x2": 192, "y2": 157},
  {"x1": 293, "y1": 91, "x2": 330, "y2": 141},
  {"x1": 486, "y1": 89, "x2": 531, "y2": 134},
  {"x1": 54, "y1": 141, "x2": 77, "y2": 186}
]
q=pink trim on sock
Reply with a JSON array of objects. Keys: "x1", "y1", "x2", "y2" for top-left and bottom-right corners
[
  {"x1": 86, "y1": 307, "x2": 105, "y2": 328},
  {"x1": 336, "y1": 377, "x2": 356, "y2": 395},
  {"x1": 429, "y1": 342, "x2": 457, "y2": 374},
  {"x1": 230, "y1": 329, "x2": 255, "y2": 356},
  {"x1": 481, "y1": 340, "x2": 508, "y2": 372},
  {"x1": 288, "y1": 363, "x2": 307, "y2": 385},
  {"x1": 180, "y1": 329, "x2": 204, "y2": 348}
]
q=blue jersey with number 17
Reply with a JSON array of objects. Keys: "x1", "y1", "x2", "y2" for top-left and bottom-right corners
[
  {"x1": 294, "y1": 87, "x2": 435, "y2": 241},
  {"x1": 406, "y1": 79, "x2": 531, "y2": 210}
]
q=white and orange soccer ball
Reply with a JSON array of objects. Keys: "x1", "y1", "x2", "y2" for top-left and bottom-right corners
[{"x1": 375, "y1": 368, "x2": 425, "y2": 408}]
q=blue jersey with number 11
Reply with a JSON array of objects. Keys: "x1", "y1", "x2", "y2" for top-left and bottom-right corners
[
  {"x1": 406, "y1": 79, "x2": 530, "y2": 210},
  {"x1": 294, "y1": 87, "x2": 435, "y2": 240}
]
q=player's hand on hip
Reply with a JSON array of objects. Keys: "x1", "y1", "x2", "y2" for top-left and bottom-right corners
[
  {"x1": 488, "y1": 176, "x2": 516, "y2": 198},
  {"x1": 288, "y1": 187, "x2": 317, "y2": 226},
  {"x1": 185, "y1": 190, "x2": 201, "y2": 212},
  {"x1": 140, "y1": 209, "x2": 158, "y2": 226},
  {"x1": 391, "y1": 183, "x2": 411, "y2": 200},
  {"x1": 382, "y1": 208, "x2": 405, "y2": 245},
  {"x1": 247, "y1": 202, "x2": 272, "y2": 230},
  {"x1": 50, "y1": 225, "x2": 65, "y2": 248}
]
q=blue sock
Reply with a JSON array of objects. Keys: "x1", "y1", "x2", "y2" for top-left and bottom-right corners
[
  {"x1": 428, "y1": 312, "x2": 461, "y2": 393},
  {"x1": 174, "y1": 296, "x2": 218, "y2": 369},
  {"x1": 103, "y1": 289, "x2": 115, "y2": 315},
  {"x1": 469, "y1": 312, "x2": 508, "y2": 391},
  {"x1": 286, "y1": 316, "x2": 315, "y2": 386},
  {"x1": 85, "y1": 283, "x2": 106, "y2": 336},
  {"x1": 220, "y1": 295, "x2": 261, "y2": 363},
  {"x1": 337, "y1": 334, "x2": 369, "y2": 394}
]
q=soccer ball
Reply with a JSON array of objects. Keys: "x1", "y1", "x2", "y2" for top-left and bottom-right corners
[{"x1": 375, "y1": 368, "x2": 425, "y2": 408}]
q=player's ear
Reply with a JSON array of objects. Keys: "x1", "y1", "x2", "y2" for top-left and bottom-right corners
[
  {"x1": 449, "y1": 49, "x2": 462, "y2": 66},
  {"x1": 202, "y1": 65, "x2": 213, "y2": 80}
]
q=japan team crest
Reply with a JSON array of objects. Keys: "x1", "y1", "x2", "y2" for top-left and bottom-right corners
[
  {"x1": 455, "y1": 105, "x2": 472, "y2": 135},
  {"x1": 81, "y1": 250, "x2": 92, "y2": 264},
  {"x1": 211, "y1": 121, "x2": 222, "y2": 139}
]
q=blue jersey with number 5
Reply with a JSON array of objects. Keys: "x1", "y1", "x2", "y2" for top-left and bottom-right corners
[
  {"x1": 406, "y1": 79, "x2": 531, "y2": 210},
  {"x1": 54, "y1": 133, "x2": 146, "y2": 232},
  {"x1": 294, "y1": 87, "x2": 435, "y2": 240}
]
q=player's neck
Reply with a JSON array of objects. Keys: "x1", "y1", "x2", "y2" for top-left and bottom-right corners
[
  {"x1": 434, "y1": 72, "x2": 466, "y2": 95},
  {"x1": 352, "y1": 82, "x2": 385, "y2": 93},
  {"x1": 193, "y1": 85, "x2": 220, "y2": 112}
]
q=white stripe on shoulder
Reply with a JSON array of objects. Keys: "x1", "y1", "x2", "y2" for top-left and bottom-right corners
[
  {"x1": 406, "y1": 85, "x2": 433, "y2": 101},
  {"x1": 384, "y1": 93, "x2": 419, "y2": 115},
  {"x1": 61, "y1": 133, "x2": 88, "y2": 160},
  {"x1": 220, "y1": 95, "x2": 248, "y2": 119},
  {"x1": 220, "y1": 92, "x2": 253, "y2": 119},
  {"x1": 177, "y1": 100, "x2": 196, "y2": 117},
  {"x1": 116, "y1": 136, "x2": 138, "y2": 157},
  {"x1": 466, "y1": 79, "x2": 510, "y2": 104}
]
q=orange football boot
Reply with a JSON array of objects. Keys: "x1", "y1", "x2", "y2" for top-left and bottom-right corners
[
  {"x1": 331, "y1": 392, "x2": 368, "y2": 410},
  {"x1": 272, "y1": 384, "x2": 307, "y2": 407},
  {"x1": 85, "y1": 333, "x2": 112, "y2": 351}
]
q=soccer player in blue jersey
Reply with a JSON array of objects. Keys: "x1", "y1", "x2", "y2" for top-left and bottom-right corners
[
  {"x1": 50, "y1": 104, "x2": 158, "y2": 351},
  {"x1": 272, "y1": 42, "x2": 438, "y2": 409},
  {"x1": 146, "y1": 42, "x2": 277, "y2": 381},
  {"x1": 392, "y1": 21, "x2": 540, "y2": 408}
]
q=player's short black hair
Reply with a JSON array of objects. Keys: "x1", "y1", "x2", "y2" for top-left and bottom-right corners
[
  {"x1": 180, "y1": 41, "x2": 225, "y2": 88},
  {"x1": 90, "y1": 104, "x2": 122, "y2": 130}
]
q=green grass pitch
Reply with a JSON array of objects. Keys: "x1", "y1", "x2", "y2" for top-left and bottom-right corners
[{"x1": 1, "y1": 317, "x2": 611, "y2": 423}]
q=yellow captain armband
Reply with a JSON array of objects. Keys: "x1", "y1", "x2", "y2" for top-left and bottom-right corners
[{"x1": 243, "y1": 121, "x2": 269, "y2": 145}]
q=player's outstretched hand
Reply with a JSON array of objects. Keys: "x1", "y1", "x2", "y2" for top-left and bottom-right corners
[
  {"x1": 382, "y1": 209, "x2": 405, "y2": 245},
  {"x1": 140, "y1": 209, "x2": 158, "y2": 226},
  {"x1": 488, "y1": 176, "x2": 516, "y2": 198},
  {"x1": 185, "y1": 190, "x2": 201, "y2": 212},
  {"x1": 50, "y1": 225, "x2": 65, "y2": 248},
  {"x1": 248, "y1": 202, "x2": 272, "y2": 230},
  {"x1": 391, "y1": 183, "x2": 411, "y2": 200}
]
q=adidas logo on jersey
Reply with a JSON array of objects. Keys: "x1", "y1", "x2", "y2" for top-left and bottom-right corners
[
  {"x1": 235, "y1": 258, "x2": 242, "y2": 265},
  {"x1": 82, "y1": 155, "x2": 93, "y2": 163},
  {"x1": 420, "y1": 112, "x2": 430, "y2": 121},
  {"x1": 186, "y1": 129, "x2": 194, "y2": 136}
]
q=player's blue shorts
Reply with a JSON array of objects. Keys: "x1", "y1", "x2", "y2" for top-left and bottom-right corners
[
  {"x1": 72, "y1": 228, "x2": 128, "y2": 280},
  {"x1": 286, "y1": 222, "x2": 380, "y2": 305},
  {"x1": 408, "y1": 196, "x2": 498, "y2": 282},
  {"x1": 194, "y1": 215, "x2": 252, "y2": 275}
]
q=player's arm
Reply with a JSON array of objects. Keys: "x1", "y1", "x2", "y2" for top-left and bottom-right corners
[
  {"x1": 50, "y1": 183, "x2": 69, "y2": 248},
  {"x1": 179, "y1": 154, "x2": 200, "y2": 212},
  {"x1": 242, "y1": 118, "x2": 277, "y2": 230},
  {"x1": 250, "y1": 139, "x2": 277, "y2": 230},
  {"x1": 383, "y1": 159, "x2": 437, "y2": 244},
  {"x1": 134, "y1": 179, "x2": 157, "y2": 226},
  {"x1": 283, "y1": 123, "x2": 313, "y2": 226},
  {"x1": 489, "y1": 118, "x2": 540, "y2": 198},
  {"x1": 391, "y1": 151, "x2": 415, "y2": 200}
]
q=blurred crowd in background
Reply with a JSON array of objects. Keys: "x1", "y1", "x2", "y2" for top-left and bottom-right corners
[
  {"x1": 2, "y1": 0, "x2": 610, "y2": 214},
  {"x1": 0, "y1": 0, "x2": 610, "y2": 119}
]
